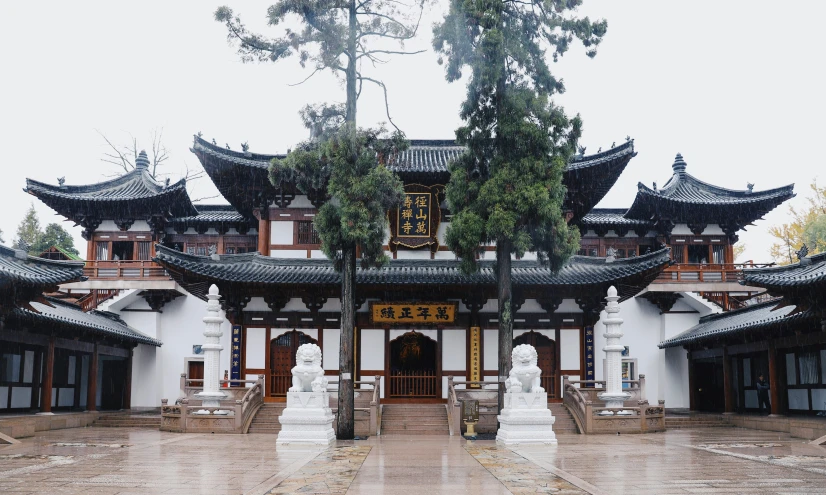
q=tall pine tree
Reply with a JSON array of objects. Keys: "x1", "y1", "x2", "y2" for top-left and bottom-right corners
[
  {"x1": 433, "y1": 0, "x2": 607, "y2": 413},
  {"x1": 215, "y1": 0, "x2": 425, "y2": 438},
  {"x1": 14, "y1": 204, "x2": 42, "y2": 254}
]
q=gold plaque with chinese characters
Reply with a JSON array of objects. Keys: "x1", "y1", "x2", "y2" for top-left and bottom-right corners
[
  {"x1": 468, "y1": 326, "x2": 482, "y2": 387},
  {"x1": 370, "y1": 302, "x2": 457, "y2": 325},
  {"x1": 389, "y1": 184, "x2": 443, "y2": 252}
]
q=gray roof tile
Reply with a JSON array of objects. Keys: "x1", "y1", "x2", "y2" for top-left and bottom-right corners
[
  {"x1": 741, "y1": 251, "x2": 826, "y2": 290},
  {"x1": 0, "y1": 244, "x2": 84, "y2": 288}
]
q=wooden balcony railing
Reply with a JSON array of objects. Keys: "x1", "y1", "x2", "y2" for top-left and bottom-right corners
[
  {"x1": 389, "y1": 370, "x2": 438, "y2": 398},
  {"x1": 77, "y1": 289, "x2": 120, "y2": 312},
  {"x1": 83, "y1": 260, "x2": 169, "y2": 280},
  {"x1": 655, "y1": 262, "x2": 774, "y2": 284}
]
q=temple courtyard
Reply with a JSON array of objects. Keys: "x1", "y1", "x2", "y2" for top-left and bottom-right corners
[{"x1": 0, "y1": 427, "x2": 824, "y2": 494}]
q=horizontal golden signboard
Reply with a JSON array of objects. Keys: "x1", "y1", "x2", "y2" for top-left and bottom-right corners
[{"x1": 370, "y1": 302, "x2": 457, "y2": 324}]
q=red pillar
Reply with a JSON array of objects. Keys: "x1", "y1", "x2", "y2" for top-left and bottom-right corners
[
  {"x1": 40, "y1": 338, "x2": 55, "y2": 413},
  {"x1": 87, "y1": 342, "x2": 99, "y2": 412},
  {"x1": 256, "y1": 209, "x2": 270, "y2": 256}
]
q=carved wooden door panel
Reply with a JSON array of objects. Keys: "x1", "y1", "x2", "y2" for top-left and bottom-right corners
[{"x1": 514, "y1": 331, "x2": 558, "y2": 398}]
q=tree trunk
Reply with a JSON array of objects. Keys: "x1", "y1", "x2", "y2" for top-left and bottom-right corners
[
  {"x1": 337, "y1": 244, "x2": 357, "y2": 439},
  {"x1": 334, "y1": 0, "x2": 359, "y2": 440},
  {"x1": 496, "y1": 240, "x2": 513, "y2": 416}
]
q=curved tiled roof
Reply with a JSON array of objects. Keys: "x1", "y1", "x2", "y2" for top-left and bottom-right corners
[
  {"x1": 0, "y1": 244, "x2": 85, "y2": 288},
  {"x1": 581, "y1": 209, "x2": 652, "y2": 227},
  {"x1": 172, "y1": 204, "x2": 250, "y2": 224},
  {"x1": 192, "y1": 136, "x2": 635, "y2": 220},
  {"x1": 25, "y1": 156, "x2": 197, "y2": 219},
  {"x1": 154, "y1": 244, "x2": 670, "y2": 301},
  {"x1": 625, "y1": 154, "x2": 794, "y2": 222},
  {"x1": 659, "y1": 299, "x2": 816, "y2": 348},
  {"x1": 10, "y1": 297, "x2": 161, "y2": 346},
  {"x1": 741, "y1": 251, "x2": 826, "y2": 291}
]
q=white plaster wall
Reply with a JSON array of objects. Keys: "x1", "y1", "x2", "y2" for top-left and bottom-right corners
[
  {"x1": 119, "y1": 310, "x2": 161, "y2": 408},
  {"x1": 270, "y1": 221, "x2": 294, "y2": 244},
  {"x1": 559, "y1": 329, "x2": 580, "y2": 371},
  {"x1": 395, "y1": 249, "x2": 433, "y2": 259},
  {"x1": 323, "y1": 329, "x2": 340, "y2": 370},
  {"x1": 442, "y1": 329, "x2": 466, "y2": 371},
  {"x1": 269, "y1": 250, "x2": 306, "y2": 258},
  {"x1": 360, "y1": 329, "x2": 384, "y2": 371},
  {"x1": 484, "y1": 329, "x2": 498, "y2": 371},
  {"x1": 245, "y1": 328, "x2": 266, "y2": 369}
]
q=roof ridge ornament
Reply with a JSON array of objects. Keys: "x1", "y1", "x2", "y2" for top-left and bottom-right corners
[
  {"x1": 605, "y1": 247, "x2": 617, "y2": 262},
  {"x1": 135, "y1": 150, "x2": 150, "y2": 169},
  {"x1": 796, "y1": 243, "x2": 810, "y2": 264},
  {"x1": 747, "y1": 182, "x2": 754, "y2": 193},
  {"x1": 672, "y1": 153, "x2": 687, "y2": 175}
]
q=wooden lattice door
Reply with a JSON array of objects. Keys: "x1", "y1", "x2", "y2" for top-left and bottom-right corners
[
  {"x1": 269, "y1": 330, "x2": 317, "y2": 397},
  {"x1": 514, "y1": 331, "x2": 557, "y2": 398}
]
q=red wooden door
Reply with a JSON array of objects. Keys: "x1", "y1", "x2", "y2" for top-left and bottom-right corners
[
  {"x1": 269, "y1": 331, "x2": 317, "y2": 397},
  {"x1": 514, "y1": 331, "x2": 557, "y2": 398}
]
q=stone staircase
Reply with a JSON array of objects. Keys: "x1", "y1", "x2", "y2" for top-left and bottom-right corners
[
  {"x1": 247, "y1": 403, "x2": 286, "y2": 434},
  {"x1": 665, "y1": 414, "x2": 730, "y2": 429},
  {"x1": 381, "y1": 404, "x2": 450, "y2": 435},
  {"x1": 92, "y1": 411, "x2": 161, "y2": 428},
  {"x1": 549, "y1": 403, "x2": 579, "y2": 434}
]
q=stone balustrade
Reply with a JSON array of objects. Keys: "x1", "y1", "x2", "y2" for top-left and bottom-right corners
[
  {"x1": 562, "y1": 376, "x2": 665, "y2": 434},
  {"x1": 160, "y1": 374, "x2": 264, "y2": 433}
]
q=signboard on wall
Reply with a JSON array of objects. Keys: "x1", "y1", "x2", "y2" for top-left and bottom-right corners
[
  {"x1": 584, "y1": 326, "x2": 595, "y2": 387},
  {"x1": 389, "y1": 184, "x2": 442, "y2": 252},
  {"x1": 469, "y1": 326, "x2": 482, "y2": 388},
  {"x1": 231, "y1": 325, "x2": 242, "y2": 381},
  {"x1": 370, "y1": 302, "x2": 457, "y2": 325}
]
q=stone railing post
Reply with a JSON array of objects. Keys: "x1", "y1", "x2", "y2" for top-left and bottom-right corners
[
  {"x1": 180, "y1": 373, "x2": 187, "y2": 398},
  {"x1": 639, "y1": 374, "x2": 646, "y2": 401}
]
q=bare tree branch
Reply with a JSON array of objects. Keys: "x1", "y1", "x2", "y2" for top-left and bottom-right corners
[
  {"x1": 359, "y1": 76, "x2": 400, "y2": 132},
  {"x1": 96, "y1": 129, "x2": 132, "y2": 172}
]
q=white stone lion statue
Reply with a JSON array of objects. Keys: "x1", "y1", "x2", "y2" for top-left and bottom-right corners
[
  {"x1": 289, "y1": 343, "x2": 328, "y2": 393},
  {"x1": 505, "y1": 344, "x2": 545, "y2": 393}
]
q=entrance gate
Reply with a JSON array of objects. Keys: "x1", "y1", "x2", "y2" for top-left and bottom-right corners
[{"x1": 388, "y1": 331, "x2": 438, "y2": 398}]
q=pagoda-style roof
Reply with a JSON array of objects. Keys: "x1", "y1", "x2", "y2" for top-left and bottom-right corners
[
  {"x1": 191, "y1": 136, "x2": 635, "y2": 220},
  {"x1": 25, "y1": 151, "x2": 197, "y2": 232},
  {"x1": 170, "y1": 204, "x2": 256, "y2": 235},
  {"x1": 154, "y1": 244, "x2": 670, "y2": 302},
  {"x1": 659, "y1": 299, "x2": 817, "y2": 349},
  {"x1": 580, "y1": 208, "x2": 652, "y2": 236},
  {"x1": 7, "y1": 297, "x2": 161, "y2": 346},
  {"x1": 0, "y1": 244, "x2": 85, "y2": 289},
  {"x1": 625, "y1": 154, "x2": 794, "y2": 230},
  {"x1": 740, "y1": 251, "x2": 826, "y2": 312}
]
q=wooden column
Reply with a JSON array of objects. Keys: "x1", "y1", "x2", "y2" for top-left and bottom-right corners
[
  {"x1": 86, "y1": 342, "x2": 99, "y2": 412},
  {"x1": 722, "y1": 347, "x2": 734, "y2": 413},
  {"x1": 687, "y1": 351, "x2": 696, "y2": 412},
  {"x1": 40, "y1": 338, "x2": 55, "y2": 413},
  {"x1": 256, "y1": 209, "x2": 270, "y2": 256},
  {"x1": 124, "y1": 348, "x2": 133, "y2": 410},
  {"x1": 767, "y1": 343, "x2": 781, "y2": 416},
  {"x1": 86, "y1": 239, "x2": 95, "y2": 262}
]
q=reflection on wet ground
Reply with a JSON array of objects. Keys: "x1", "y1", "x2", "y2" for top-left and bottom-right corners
[{"x1": 0, "y1": 426, "x2": 824, "y2": 494}]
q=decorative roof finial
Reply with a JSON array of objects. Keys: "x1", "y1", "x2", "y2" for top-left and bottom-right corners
[
  {"x1": 611, "y1": 141, "x2": 616, "y2": 148},
  {"x1": 57, "y1": 177, "x2": 65, "y2": 187},
  {"x1": 796, "y1": 243, "x2": 809, "y2": 261},
  {"x1": 212, "y1": 138, "x2": 217, "y2": 145},
  {"x1": 626, "y1": 135, "x2": 631, "y2": 142},
  {"x1": 747, "y1": 182, "x2": 754, "y2": 193},
  {"x1": 164, "y1": 178, "x2": 170, "y2": 188},
  {"x1": 135, "y1": 150, "x2": 150, "y2": 169},
  {"x1": 672, "y1": 153, "x2": 687, "y2": 175},
  {"x1": 597, "y1": 147, "x2": 602, "y2": 153},
  {"x1": 577, "y1": 145, "x2": 586, "y2": 156},
  {"x1": 653, "y1": 182, "x2": 658, "y2": 193}
]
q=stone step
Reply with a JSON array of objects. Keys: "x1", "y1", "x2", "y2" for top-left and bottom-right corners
[{"x1": 381, "y1": 405, "x2": 450, "y2": 435}]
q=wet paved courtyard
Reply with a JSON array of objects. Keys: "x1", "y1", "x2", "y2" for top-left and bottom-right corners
[{"x1": 0, "y1": 427, "x2": 824, "y2": 494}]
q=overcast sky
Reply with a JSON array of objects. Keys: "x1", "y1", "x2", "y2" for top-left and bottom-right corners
[{"x1": 2, "y1": 1, "x2": 824, "y2": 262}]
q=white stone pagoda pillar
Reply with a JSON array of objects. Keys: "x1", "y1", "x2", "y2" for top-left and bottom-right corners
[
  {"x1": 194, "y1": 284, "x2": 227, "y2": 412},
  {"x1": 598, "y1": 286, "x2": 631, "y2": 415}
]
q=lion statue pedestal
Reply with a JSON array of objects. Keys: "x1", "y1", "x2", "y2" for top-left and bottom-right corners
[
  {"x1": 276, "y1": 343, "x2": 335, "y2": 447},
  {"x1": 496, "y1": 344, "x2": 557, "y2": 446}
]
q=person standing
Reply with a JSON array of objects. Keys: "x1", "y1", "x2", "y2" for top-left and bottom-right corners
[{"x1": 756, "y1": 373, "x2": 771, "y2": 415}]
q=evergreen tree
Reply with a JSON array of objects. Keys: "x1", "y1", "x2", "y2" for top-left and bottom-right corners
[
  {"x1": 14, "y1": 204, "x2": 42, "y2": 254},
  {"x1": 215, "y1": 0, "x2": 425, "y2": 438},
  {"x1": 33, "y1": 223, "x2": 80, "y2": 257},
  {"x1": 433, "y1": 0, "x2": 606, "y2": 413}
]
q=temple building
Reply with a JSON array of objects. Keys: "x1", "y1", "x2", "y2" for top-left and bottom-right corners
[{"x1": 15, "y1": 134, "x2": 800, "y2": 422}]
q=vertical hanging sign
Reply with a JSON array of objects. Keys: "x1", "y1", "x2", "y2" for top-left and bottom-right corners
[
  {"x1": 584, "y1": 326, "x2": 595, "y2": 387},
  {"x1": 231, "y1": 325, "x2": 242, "y2": 382},
  {"x1": 469, "y1": 327, "x2": 482, "y2": 387}
]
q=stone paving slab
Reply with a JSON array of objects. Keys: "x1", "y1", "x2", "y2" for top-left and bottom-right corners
[{"x1": 2, "y1": 426, "x2": 826, "y2": 494}]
